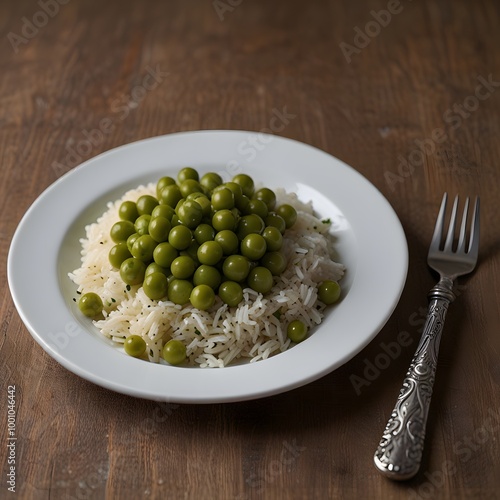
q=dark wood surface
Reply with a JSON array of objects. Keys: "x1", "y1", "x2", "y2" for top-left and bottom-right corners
[{"x1": 2, "y1": 0, "x2": 500, "y2": 498}]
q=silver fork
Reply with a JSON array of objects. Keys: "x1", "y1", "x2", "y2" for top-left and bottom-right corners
[{"x1": 373, "y1": 193, "x2": 480, "y2": 480}]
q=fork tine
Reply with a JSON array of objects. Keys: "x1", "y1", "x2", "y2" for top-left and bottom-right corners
[
  {"x1": 444, "y1": 195, "x2": 459, "y2": 252},
  {"x1": 468, "y1": 197, "x2": 480, "y2": 257},
  {"x1": 456, "y1": 197, "x2": 470, "y2": 253},
  {"x1": 431, "y1": 193, "x2": 448, "y2": 251}
]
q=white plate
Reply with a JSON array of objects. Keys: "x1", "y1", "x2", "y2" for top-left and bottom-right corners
[{"x1": 8, "y1": 131, "x2": 408, "y2": 403}]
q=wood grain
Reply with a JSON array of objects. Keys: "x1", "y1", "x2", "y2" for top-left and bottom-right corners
[{"x1": 1, "y1": 0, "x2": 500, "y2": 498}]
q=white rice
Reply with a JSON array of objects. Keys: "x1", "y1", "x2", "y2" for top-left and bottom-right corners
[{"x1": 69, "y1": 184, "x2": 345, "y2": 367}]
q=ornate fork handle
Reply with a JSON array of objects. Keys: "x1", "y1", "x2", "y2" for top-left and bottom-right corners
[{"x1": 373, "y1": 278, "x2": 455, "y2": 480}]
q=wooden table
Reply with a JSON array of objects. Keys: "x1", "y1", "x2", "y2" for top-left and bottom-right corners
[{"x1": 2, "y1": 0, "x2": 499, "y2": 498}]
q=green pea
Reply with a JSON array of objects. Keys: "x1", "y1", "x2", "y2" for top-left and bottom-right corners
[
  {"x1": 134, "y1": 214, "x2": 152, "y2": 236},
  {"x1": 265, "y1": 212, "x2": 286, "y2": 234},
  {"x1": 214, "y1": 230, "x2": 239, "y2": 255},
  {"x1": 262, "y1": 226, "x2": 283, "y2": 252},
  {"x1": 212, "y1": 209, "x2": 237, "y2": 232},
  {"x1": 170, "y1": 214, "x2": 181, "y2": 227},
  {"x1": 254, "y1": 188, "x2": 276, "y2": 211},
  {"x1": 232, "y1": 173, "x2": 255, "y2": 198},
  {"x1": 190, "y1": 284, "x2": 215, "y2": 310},
  {"x1": 151, "y1": 204, "x2": 175, "y2": 221},
  {"x1": 248, "y1": 199, "x2": 269, "y2": 219},
  {"x1": 167, "y1": 279, "x2": 193, "y2": 305},
  {"x1": 181, "y1": 240, "x2": 200, "y2": 265},
  {"x1": 193, "y1": 265, "x2": 221, "y2": 289},
  {"x1": 109, "y1": 242, "x2": 132, "y2": 269},
  {"x1": 287, "y1": 320, "x2": 308, "y2": 343},
  {"x1": 126, "y1": 233, "x2": 140, "y2": 253},
  {"x1": 159, "y1": 184, "x2": 183, "y2": 207},
  {"x1": 211, "y1": 187, "x2": 235, "y2": 211},
  {"x1": 318, "y1": 280, "x2": 341, "y2": 305},
  {"x1": 168, "y1": 225, "x2": 193, "y2": 250},
  {"x1": 236, "y1": 194, "x2": 251, "y2": 214},
  {"x1": 179, "y1": 179, "x2": 202, "y2": 198},
  {"x1": 224, "y1": 181, "x2": 244, "y2": 206},
  {"x1": 136, "y1": 195, "x2": 159, "y2": 216},
  {"x1": 143, "y1": 272, "x2": 169, "y2": 300},
  {"x1": 218, "y1": 281, "x2": 243, "y2": 307},
  {"x1": 78, "y1": 292, "x2": 103, "y2": 317},
  {"x1": 131, "y1": 234, "x2": 156, "y2": 262},
  {"x1": 236, "y1": 214, "x2": 265, "y2": 240},
  {"x1": 222, "y1": 255, "x2": 250, "y2": 281},
  {"x1": 120, "y1": 257, "x2": 146, "y2": 285},
  {"x1": 247, "y1": 266, "x2": 273, "y2": 294},
  {"x1": 187, "y1": 192, "x2": 211, "y2": 216},
  {"x1": 240, "y1": 233, "x2": 267, "y2": 261},
  {"x1": 276, "y1": 204, "x2": 297, "y2": 229},
  {"x1": 145, "y1": 262, "x2": 170, "y2": 277},
  {"x1": 175, "y1": 198, "x2": 185, "y2": 214},
  {"x1": 200, "y1": 172, "x2": 223, "y2": 192},
  {"x1": 162, "y1": 339, "x2": 187, "y2": 365},
  {"x1": 177, "y1": 199, "x2": 203, "y2": 229},
  {"x1": 110, "y1": 220, "x2": 136, "y2": 243},
  {"x1": 119, "y1": 201, "x2": 139, "y2": 222},
  {"x1": 231, "y1": 207, "x2": 242, "y2": 221},
  {"x1": 197, "y1": 241, "x2": 223, "y2": 266},
  {"x1": 156, "y1": 176, "x2": 176, "y2": 199},
  {"x1": 177, "y1": 167, "x2": 199, "y2": 183},
  {"x1": 194, "y1": 223, "x2": 215, "y2": 245},
  {"x1": 124, "y1": 335, "x2": 147, "y2": 357},
  {"x1": 149, "y1": 216, "x2": 171, "y2": 243},
  {"x1": 153, "y1": 242, "x2": 178, "y2": 268},
  {"x1": 260, "y1": 251, "x2": 287, "y2": 275},
  {"x1": 170, "y1": 255, "x2": 196, "y2": 279}
]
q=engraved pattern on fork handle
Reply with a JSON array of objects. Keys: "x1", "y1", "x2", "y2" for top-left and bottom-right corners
[{"x1": 373, "y1": 279, "x2": 455, "y2": 480}]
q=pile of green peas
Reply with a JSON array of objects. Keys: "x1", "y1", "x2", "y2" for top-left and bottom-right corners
[
  {"x1": 76, "y1": 167, "x2": 343, "y2": 362},
  {"x1": 108, "y1": 168, "x2": 299, "y2": 311}
]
